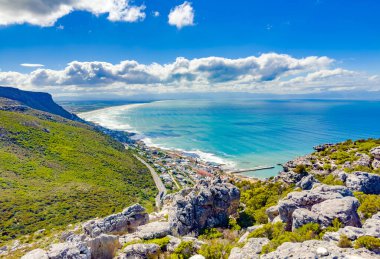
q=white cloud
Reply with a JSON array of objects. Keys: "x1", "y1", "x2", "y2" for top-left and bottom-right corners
[
  {"x1": 0, "y1": 53, "x2": 378, "y2": 97},
  {"x1": 0, "y1": 0, "x2": 146, "y2": 27},
  {"x1": 153, "y1": 11, "x2": 160, "y2": 17},
  {"x1": 20, "y1": 63, "x2": 45, "y2": 68},
  {"x1": 168, "y1": 1, "x2": 194, "y2": 29}
]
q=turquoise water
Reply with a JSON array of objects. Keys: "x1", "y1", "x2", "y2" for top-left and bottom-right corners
[{"x1": 79, "y1": 99, "x2": 380, "y2": 178}]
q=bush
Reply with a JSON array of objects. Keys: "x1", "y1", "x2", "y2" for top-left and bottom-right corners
[
  {"x1": 354, "y1": 192, "x2": 380, "y2": 219},
  {"x1": 145, "y1": 236, "x2": 170, "y2": 250},
  {"x1": 338, "y1": 235, "x2": 352, "y2": 248},
  {"x1": 354, "y1": 236, "x2": 380, "y2": 252},
  {"x1": 293, "y1": 164, "x2": 307, "y2": 174},
  {"x1": 198, "y1": 239, "x2": 234, "y2": 259},
  {"x1": 171, "y1": 241, "x2": 194, "y2": 259},
  {"x1": 228, "y1": 218, "x2": 241, "y2": 231},
  {"x1": 199, "y1": 228, "x2": 223, "y2": 240},
  {"x1": 316, "y1": 174, "x2": 344, "y2": 186}
]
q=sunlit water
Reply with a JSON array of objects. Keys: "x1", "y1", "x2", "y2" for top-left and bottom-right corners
[{"x1": 78, "y1": 99, "x2": 380, "y2": 178}]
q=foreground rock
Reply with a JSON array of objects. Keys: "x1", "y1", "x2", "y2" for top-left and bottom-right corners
[
  {"x1": 83, "y1": 204, "x2": 149, "y2": 237},
  {"x1": 261, "y1": 240, "x2": 377, "y2": 259},
  {"x1": 118, "y1": 243, "x2": 160, "y2": 259},
  {"x1": 270, "y1": 184, "x2": 361, "y2": 230},
  {"x1": 169, "y1": 178, "x2": 240, "y2": 236},
  {"x1": 229, "y1": 238, "x2": 269, "y2": 259},
  {"x1": 345, "y1": 171, "x2": 380, "y2": 194}
]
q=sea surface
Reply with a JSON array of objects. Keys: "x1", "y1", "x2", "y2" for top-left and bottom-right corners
[{"x1": 77, "y1": 99, "x2": 380, "y2": 178}]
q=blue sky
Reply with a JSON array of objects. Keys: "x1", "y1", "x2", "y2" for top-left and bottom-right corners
[{"x1": 0, "y1": 0, "x2": 379, "y2": 98}]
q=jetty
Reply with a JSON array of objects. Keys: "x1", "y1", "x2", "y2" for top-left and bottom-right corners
[{"x1": 228, "y1": 165, "x2": 275, "y2": 174}]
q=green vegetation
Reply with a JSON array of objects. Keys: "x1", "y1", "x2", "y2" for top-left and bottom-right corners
[
  {"x1": 199, "y1": 228, "x2": 223, "y2": 240},
  {"x1": 247, "y1": 222, "x2": 324, "y2": 254},
  {"x1": 145, "y1": 236, "x2": 170, "y2": 249},
  {"x1": 0, "y1": 109, "x2": 156, "y2": 244},
  {"x1": 354, "y1": 192, "x2": 380, "y2": 219},
  {"x1": 354, "y1": 236, "x2": 380, "y2": 252},
  {"x1": 171, "y1": 241, "x2": 194, "y2": 259},
  {"x1": 315, "y1": 174, "x2": 344, "y2": 186},
  {"x1": 235, "y1": 180, "x2": 293, "y2": 227},
  {"x1": 198, "y1": 239, "x2": 235, "y2": 259},
  {"x1": 338, "y1": 235, "x2": 353, "y2": 248},
  {"x1": 293, "y1": 164, "x2": 307, "y2": 174}
]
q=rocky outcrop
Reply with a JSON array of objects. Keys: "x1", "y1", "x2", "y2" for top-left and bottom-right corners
[
  {"x1": 353, "y1": 153, "x2": 372, "y2": 167},
  {"x1": 371, "y1": 147, "x2": 380, "y2": 160},
  {"x1": 261, "y1": 240, "x2": 377, "y2": 259},
  {"x1": 238, "y1": 225, "x2": 265, "y2": 243},
  {"x1": 83, "y1": 204, "x2": 149, "y2": 237},
  {"x1": 277, "y1": 170, "x2": 308, "y2": 184},
  {"x1": 229, "y1": 238, "x2": 269, "y2": 259},
  {"x1": 296, "y1": 174, "x2": 320, "y2": 190},
  {"x1": 135, "y1": 221, "x2": 171, "y2": 240},
  {"x1": 275, "y1": 184, "x2": 358, "y2": 230},
  {"x1": 47, "y1": 242, "x2": 91, "y2": 259},
  {"x1": 119, "y1": 243, "x2": 160, "y2": 259},
  {"x1": 21, "y1": 249, "x2": 49, "y2": 259},
  {"x1": 86, "y1": 234, "x2": 120, "y2": 259},
  {"x1": 345, "y1": 171, "x2": 380, "y2": 194},
  {"x1": 169, "y1": 178, "x2": 240, "y2": 236}
]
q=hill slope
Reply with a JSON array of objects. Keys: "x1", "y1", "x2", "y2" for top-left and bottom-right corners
[
  {"x1": 0, "y1": 98, "x2": 156, "y2": 244},
  {"x1": 0, "y1": 86, "x2": 80, "y2": 121}
]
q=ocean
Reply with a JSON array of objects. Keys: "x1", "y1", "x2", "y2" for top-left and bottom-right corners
[{"x1": 77, "y1": 99, "x2": 380, "y2": 178}]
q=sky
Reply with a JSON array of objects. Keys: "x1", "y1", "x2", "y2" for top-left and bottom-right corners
[{"x1": 0, "y1": 0, "x2": 379, "y2": 99}]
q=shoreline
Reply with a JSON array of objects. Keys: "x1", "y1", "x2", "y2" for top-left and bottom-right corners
[{"x1": 77, "y1": 103, "x2": 272, "y2": 185}]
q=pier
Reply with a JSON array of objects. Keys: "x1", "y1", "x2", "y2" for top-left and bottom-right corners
[{"x1": 228, "y1": 165, "x2": 275, "y2": 174}]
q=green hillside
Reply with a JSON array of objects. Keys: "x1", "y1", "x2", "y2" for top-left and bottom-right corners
[{"x1": 0, "y1": 99, "x2": 156, "y2": 243}]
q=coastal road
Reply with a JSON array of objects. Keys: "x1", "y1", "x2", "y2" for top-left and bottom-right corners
[{"x1": 133, "y1": 154, "x2": 167, "y2": 207}]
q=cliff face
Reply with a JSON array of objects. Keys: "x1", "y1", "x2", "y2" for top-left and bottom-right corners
[{"x1": 0, "y1": 86, "x2": 79, "y2": 121}]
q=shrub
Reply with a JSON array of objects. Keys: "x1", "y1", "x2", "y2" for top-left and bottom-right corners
[
  {"x1": 293, "y1": 164, "x2": 307, "y2": 174},
  {"x1": 316, "y1": 174, "x2": 344, "y2": 186},
  {"x1": 338, "y1": 235, "x2": 352, "y2": 248},
  {"x1": 199, "y1": 228, "x2": 223, "y2": 240},
  {"x1": 171, "y1": 241, "x2": 194, "y2": 259},
  {"x1": 354, "y1": 192, "x2": 380, "y2": 219},
  {"x1": 198, "y1": 239, "x2": 234, "y2": 259},
  {"x1": 354, "y1": 236, "x2": 380, "y2": 252},
  {"x1": 145, "y1": 236, "x2": 170, "y2": 250},
  {"x1": 228, "y1": 218, "x2": 241, "y2": 231}
]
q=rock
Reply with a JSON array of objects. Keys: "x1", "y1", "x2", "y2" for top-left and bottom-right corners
[
  {"x1": 313, "y1": 144, "x2": 333, "y2": 152},
  {"x1": 83, "y1": 204, "x2": 149, "y2": 237},
  {"x1": 169, "y1": 178, "x2": 240, "y2": 236},
  {"x1": 292, "y1": 208, "x2": 318, "y2": 230},
  {"x1": 370, "y1": 146, "x2": 380, "y2": 160},
  {"x1": 266, "y1": 206, "x2": 279, "y2": 222},
  {"x1": 345, "y1": 171, "x2": 380, "y2": 194},
  {"x1": 120, "y1": 243, "x2": 160, "y2": 259},
  {"x1": 296, "y1": 174, "x2": 320, "y2": 190},
  {"x1": 316, "y1": 246, "x2": 329, "y2": 256},
  {"x1": 261, "y1": 240, "x2": 377, "y2": 259},
  {"x1": 21, "y1": 249, "x2": 49, "y2": 259},
  {"x1": 228, "y1": 238, "x2": 269, "y2": 259},
  {"x1": 47, "y1": 242, "x2": 90, "y2": 259},
  {"x1": 167, "y1": 235, "x2": 182, "y2": 252},
  {"x1": 86, "y1": 234, "x2": 120, "y2": 259},
  {"x1": 311, "y1": 197, "x2": 361, "y2": 228},
  {"x1": 373, "y1": 159, "x2": 380, "y2": 170},
  {"x1": 277, "y1": 170, "x2": 308, "y2": 184},
  {"x1": 323, "y1": 226, "x2": 366, "y2": 242},
  {"x1": 135, "y1": 221, "x2": 171, "y2": 240},
  {"x1": 332, "y1": 170, "x2": 348, "y2": 182},
  {"x1": 363, "y1": 212, "x2": 380, "y2": 238},
  {"x1": 238, "y1": 225, "x2": 264, "y2": 243},
  {"x1": 182, "y1": 236, "x2": 206, "y2": 250},
  {"x1": 189, "y1": 255, "x2": 205, "y2": 259},
  {"x1": 311, "y1": 184, "x2": 353, "y2": 197},
  {"x1": 353, "y1": 153, "x2": 371, "y2": 167}
]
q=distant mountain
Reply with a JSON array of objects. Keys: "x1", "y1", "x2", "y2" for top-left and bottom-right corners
[{"x1": 0, "y1": 86, "x2": 80, "y2": 121}]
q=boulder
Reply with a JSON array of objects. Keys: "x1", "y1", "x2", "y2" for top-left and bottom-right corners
[
  {"x1": 323, "y1": 226, "x2": 366, "y2": 242},
  {"x1": 47, "y1": 242, "x2": 90, "y2": 259},
  {"x1": 292, "y1": 208, "x2": 318, "y2": 230},
  {"x1": 363, "y1": 212, "x2": 380, "y2": 238},
  {"x1": 166, "y1": 235, "x2": 182, "y2": 252},
  {"x1": 21, "y1": 249, "x2": 49, "y2": 259},
  {"x1": 169, "y1": 178, "x2": 240, "y2": 236},
  {"x1": 83, "y1": 204, "x2": 149, "y2": 237},
  {"x1": 311, "y1": 197, "x2": 361, "y2": 228},
  {"x1": 353, "y1": 153, "x2": 372, "y2": 167},
  {"x1": 135, "y1": 221, "x2": 171, "y2": 240},
  {"x1": 296, "y1": 174, "x2": 320, "y2": 190},
  {"x1": 86, "y1": 234, "x2": 120, "y2": 259},
  {"x1": 228, "y1": 238, "x2": 269, "y2": 259},
  {"x1": 120, "y1": 244, "x2": 160, "y2": 259},
  {"x1": 261, "y1": 240, "x2": 377, "y2": 259},
  {"x1": 277, "y1": 170, "x2": 308, "y2": 184},
  {"x1": 373, "y1": 159, "x2": 380, "y2": 170},
  {"x1": 370, "y1": 146, "x2": 380, "y2": 160},
  {"x1": 265, "y1": 206, "x2": 279, "y2": 222},
  {"x1": 345, "y1": 171, "x2": 380, "y2": 194}
]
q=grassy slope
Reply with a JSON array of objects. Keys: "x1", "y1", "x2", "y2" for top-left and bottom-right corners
[{"x1": 0, "y1": 107, "x2": 156, "y2": 243}]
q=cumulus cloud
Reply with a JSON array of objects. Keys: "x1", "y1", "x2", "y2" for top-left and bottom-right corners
[
  {"x1": 0, "y1": 53, "x2": 378, "y2": 97},
  {"x1": 0, "y1": 0, "x2": 146, "y2": 26},
  {"x1": 20, "y1": 63, "x2": 45, "y2": 68},
  {"x1": 168, "y1": 1, "x2": 194, "y2": 29}
]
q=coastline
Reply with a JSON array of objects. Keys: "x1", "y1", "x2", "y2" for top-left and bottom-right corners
[{"x1": 77, "y1": 103, "x2": 262, "y2": 188}]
